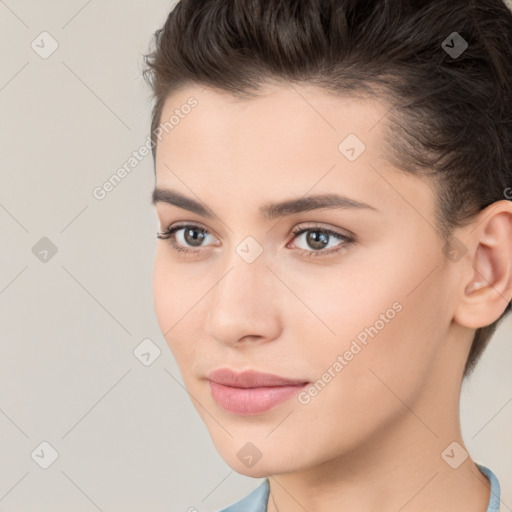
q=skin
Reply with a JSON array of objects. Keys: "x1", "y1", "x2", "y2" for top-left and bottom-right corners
[{"x1": 151, "y1": 82, "x2": 512, "y2": 512}]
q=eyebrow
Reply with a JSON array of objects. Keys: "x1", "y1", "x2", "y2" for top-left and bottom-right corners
[{"x1": 151, "y1": 187, "x2": 378, "y2": 220}]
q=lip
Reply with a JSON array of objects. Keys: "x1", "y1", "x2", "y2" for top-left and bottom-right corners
[
  {"x1": 206, "y1": 368, "x2": 308, "y2": 388},
  {"x1": 206, "y1": 368, "x2": 309, "y2": 415}
]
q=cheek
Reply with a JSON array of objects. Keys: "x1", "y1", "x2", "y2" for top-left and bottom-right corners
[
  {"x1": 286, "y1": 291, "x2": 441, "y2": 458},
  {"x1": 152, "y1": 251, "x2": 174, "y2": 332},
  {"x1": 152, "y1": 251, "x2": 204, "y2": 356},
  {"x1": 295, "y1": 242, "x2": 446, "y2": 406}
]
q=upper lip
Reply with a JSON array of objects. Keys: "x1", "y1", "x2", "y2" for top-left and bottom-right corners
[{"x1": 206, "y1": 368, "x2": 309, "y2": 388}]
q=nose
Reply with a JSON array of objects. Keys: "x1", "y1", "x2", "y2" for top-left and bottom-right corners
[{"x1": 206, "y1": 253, "x2": 282, "y2": 347}]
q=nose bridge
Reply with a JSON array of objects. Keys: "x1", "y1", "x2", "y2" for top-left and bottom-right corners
[
  {"x1": 206, "y1": 243, "x2": 280, "y2": 343},
  {"x1": 213, "y1": 244, "x2": 268, "y2": 310}
]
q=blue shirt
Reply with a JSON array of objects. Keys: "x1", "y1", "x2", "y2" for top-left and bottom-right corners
[{"x1": 217, "y1": 463, "x2": 502, "y2": 512}]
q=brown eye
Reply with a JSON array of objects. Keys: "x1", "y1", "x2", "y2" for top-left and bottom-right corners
[
  {"x1": 182, "y1": 226, "x2": 207, "y2": 247},
  {"x1": 290, "y1": 225, "x2": 355, "y2": 258},
  {"x1": 157, "y1": 223, "x2": 216, "y2": 254},
  {"x1": 304, "y1": 230, "x2": 330, "y2": 250}
]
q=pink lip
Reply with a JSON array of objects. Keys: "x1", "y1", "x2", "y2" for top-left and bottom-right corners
[{"x1": 206, "y1": 368, "x2": 309, "y2": 415}]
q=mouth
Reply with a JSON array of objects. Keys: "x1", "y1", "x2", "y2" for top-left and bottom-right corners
[{"x1": 206, "y1": 368, "x2": 309, "y2": 415}]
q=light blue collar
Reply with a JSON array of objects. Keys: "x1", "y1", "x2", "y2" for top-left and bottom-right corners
[{"x1": 217, "y1": 463, "x2": 502, "y2": 512}]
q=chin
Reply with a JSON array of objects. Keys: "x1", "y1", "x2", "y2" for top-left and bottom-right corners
[
  {"x1": 214, "y1": 442, "x2": 307, "y2": 478},
  {"x1": 226, "y1": 457, "x2": 289, "y2": 478}
]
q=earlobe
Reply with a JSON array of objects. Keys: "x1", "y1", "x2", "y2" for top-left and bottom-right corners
[{"x1": 453, "y1": 201, "x2": 512, "y2": 330}]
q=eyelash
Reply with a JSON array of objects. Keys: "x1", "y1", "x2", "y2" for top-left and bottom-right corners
[{"x1": 156, "y1": 222, "x2": 355, "y2": 258}]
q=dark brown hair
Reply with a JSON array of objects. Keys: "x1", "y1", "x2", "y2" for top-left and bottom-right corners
[{"x1": 143, "y1": 0, "x2": 512, "y2": 379}]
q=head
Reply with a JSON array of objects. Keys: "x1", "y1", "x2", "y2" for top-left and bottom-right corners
[{"x1": 144, "y1": 0, "x2": 512, "y2": 476}]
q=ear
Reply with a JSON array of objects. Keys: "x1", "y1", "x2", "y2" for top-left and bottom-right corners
[{"x1": 453, "y1": 199, "x2": 512, "y2": 329}]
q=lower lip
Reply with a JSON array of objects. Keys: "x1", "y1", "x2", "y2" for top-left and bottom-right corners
[{"x1": 209, "y1": 381, "x2": 308, "y2": 415}]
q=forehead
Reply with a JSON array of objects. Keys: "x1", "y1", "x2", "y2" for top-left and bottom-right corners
[
  {"x1": 153, "y1": 83, "x2": 432, "y2": 221},
  {"x1": 156, "y1": 83, "x2": 390, "y2": 166}
]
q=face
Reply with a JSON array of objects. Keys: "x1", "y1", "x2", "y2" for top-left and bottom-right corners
[{"x1": 152, "y1": 83, "x2": 462, "y2": 477}]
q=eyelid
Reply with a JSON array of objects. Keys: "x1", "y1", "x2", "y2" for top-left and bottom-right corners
[{"x1": 290, "y1": 221, "x2": 355, "y2": 239}]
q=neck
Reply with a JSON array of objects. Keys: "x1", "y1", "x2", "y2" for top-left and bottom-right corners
[{"x1": 266, "y1": 419, "x2": 490, "y2": 512}]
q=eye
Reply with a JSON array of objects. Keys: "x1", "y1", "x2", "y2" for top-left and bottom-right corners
[
  {"x1": 156, "y1": 222, "x2": 355, "y2": 258},
  {"x1": 288, "y1": 224, "x2": 355, "y2": 258},
  {"x1": 156, "y1": 223, "x2": 217, "y2": 255}
]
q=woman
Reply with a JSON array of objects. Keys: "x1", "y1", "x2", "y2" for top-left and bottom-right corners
[{"x1": 144, "y1": 0, "x2": 512, "y2": 510}]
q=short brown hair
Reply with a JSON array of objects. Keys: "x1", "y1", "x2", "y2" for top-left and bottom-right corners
[{"x1": 143, "y1": 0, "x2": 512, "y2": 379}]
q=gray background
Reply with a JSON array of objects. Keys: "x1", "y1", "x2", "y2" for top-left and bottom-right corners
[{"x1": 0, "y1": 1, "x2": 511, "y2": 511}]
